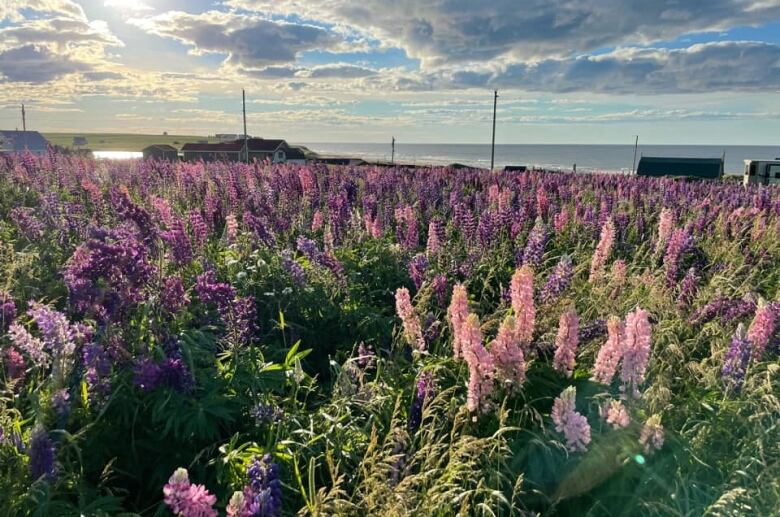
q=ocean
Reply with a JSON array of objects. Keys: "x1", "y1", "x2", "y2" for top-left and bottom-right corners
[{"x1": 302, "y1": 143, "x2": 780, "y2": 174}]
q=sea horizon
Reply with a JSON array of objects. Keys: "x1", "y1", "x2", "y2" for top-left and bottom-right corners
[{"x1": 302, "y1": 142, "x2": 780, "y2": 174}]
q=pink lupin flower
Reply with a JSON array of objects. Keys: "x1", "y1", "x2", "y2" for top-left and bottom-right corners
[
  {"x1": 592, "y1": 316, "x2": 624, "y2": 385},
  {"x1": 554, "y1": 208, "x2": 569, "y2": 233},
  {"x1": 462, "y1": 313, "x2": 494, "y2": 412},
  {"x1": 551, "y1": 386, "x2": 591, "y2": 452},
  {"x1": 655, "y1": 208, "x2": 675, "y2": 253},
  {"x1": 489, "y1": 315, "x2": 526, "y2": 387},
  {"x1": 620, "y1": 307, "x2": 652, "y2": 398},
  {"x1": 395, "y1": 288, "x2": 425, "y2": 351},
  {"x1": 447, "y1": 283, "x2": 469, "y2": 360},
  {"x1": 603, "y1": 399, "x2": 630, "y2": 429},
  {"x1": 370, "y1": 217, "x2": 382, "y2": 238},
  {"x1": 747, "y1": 300, "x2": 776, "y2": 360},
  {"x1": 224, "y1": 214, "x2": 238, "y2": 243},
  {"x1": 163, "y1": 468, "x2": 217, "y2": 517},
  {"x1": 426, "y1": 221, "x2": 441, "y2": 256},
  {"x1": 553, "y1": 306, "x2": 579, "y2": 378},
  {"x1": 639, "y1": 414, "x2": 665, "y2": 453},
  {"x1": 610, "y1": 259, "x2": 627, "y2": 286},
  {"x1": 311, "y1": 210, "x2": 324, "y2": 232},
  {"x1": 589, "y1": 217, "x2": 616, "y2": 282},
  {"x1": 510, "y1": 266, "x2": 535, "y2": 344}
]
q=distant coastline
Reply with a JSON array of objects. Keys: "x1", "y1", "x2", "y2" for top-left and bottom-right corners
[{"x1": 42, "y1": 133, "x2": 780, "y2": 174}]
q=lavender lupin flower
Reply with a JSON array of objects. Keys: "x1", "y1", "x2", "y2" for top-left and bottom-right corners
[
  {"x1": 28, "y1": 427, "x2": 57, "y2": 482},
  {"x1": 722, "y1": 324, "x2": 751, "y2": 393},
  {"x1": 521, "y1": 217, "x2": 548, "y2": 268},
  {"x1": 408, "y1": 371, "x2": 434, "y2": 432},
  {"x1": 541, "y1": 255, "x2": 573, "y2": 304}
]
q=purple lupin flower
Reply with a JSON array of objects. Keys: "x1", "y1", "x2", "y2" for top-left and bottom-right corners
[
  {"x1": 408, "y1": 371, "x2": 434, "y2": 432},
  {"x1": 161, "y1": 217, "x2": 193, "y2": 266},
  {"x1": 663, "y1": 227, "x2": 692, "y2": 286},
  {"x1": 357, "y1": 341, "x2": 375, "y2": 369},
  {"x1": 521, "y1": 217, "x2": 548, "y2": 268},
  {"x1": 540, "y1": 255, "x2": 573, "y2": 304},
  {"x1": 189, "y1": 210, "x2": 209, "y2": 248},
  {"x1": 28, "y1": 427, "x2": 57, "y2": 482},
  {"x1": 408, "y1": 253, "x2": 429, "y2": 291},
  {"x1": 10, "y1": 206, "x2": 46, "y2": 241},
  {"x1": 251, "y1": 402, "x2": 283, "y2": 425},
  {"x1": 245, "y1": 454, "x2": 283, "y2": 517},
  {"x1": 579, "y1": 318, "x2": 607, "y2": 342},
  {"x1": 722, "y1": 324, "x2": 751, "y2": 393},
  {"x1": 83, "y1": 343, "x2": 112, "y2": 403},
  {"x1": 677, "y1": 268, "x2": 698, "y2": 309},
  {"x1": 161, "y1": 276, "x2": 189, "y2": 315},
  {"x1": 51, "y1": 388, "x2": 71, "y2": 419},
  {"x1": 196, "y1": 270, "x2": 236, "y2": 307},
  {"x1": 0, "y1": 291, "x2": 16, "y2": 332},
  {"x1": 280, "y1": 250, "x2": 306, "y2": 287},
  {"x1": 431, "y1": 274, "x2": 449, "y2": 308}
]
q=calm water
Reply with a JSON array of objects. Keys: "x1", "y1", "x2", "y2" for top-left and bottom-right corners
[
  {"x1": 93, "y1": 151, "x2": 143, "y2": 160},
  {"x1": 304, "y1": 143, "x2": 780, "y2": 174}
]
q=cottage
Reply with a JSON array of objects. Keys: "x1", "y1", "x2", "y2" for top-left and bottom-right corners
[
  {"x1": 246, "y1": 138, "x2": 289, "y2": 163},
  {"x1": 0, "y1": 130, "x2": 49, "y2": 156},
  {"x1": 181, "y1": 141, "x2": 243, "y2": 162},
  {"x1": 743, "y1": 159, "x2": 780, "y2": 186},
  {"x1": 142, "y1": 144, "x2": 179, "y2": 161},
  {"x1": 636, "y1": 156, "x2": 723, "y2": 180}
]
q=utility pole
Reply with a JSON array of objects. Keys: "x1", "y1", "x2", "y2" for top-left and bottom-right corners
[
  {"x1": 21, "y1": 104, "x2": 26, "y2": 131},
  {"x1": 631, "y1": 135, "x2": 639, "y2": 174},
  {"x1": 391, "y1": 136, "x2": 395, "y2": 164},
  {"x1": 242, "y1": 89, "x2": 248, "y2": 163},
  {"x1": 490, "y1": 90, "x2": 498, "y2": 170}
]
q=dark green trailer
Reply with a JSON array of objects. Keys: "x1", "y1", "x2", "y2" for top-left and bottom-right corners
[{"x1": 636, "y1": 157, "x2": 723, "y2": 179}]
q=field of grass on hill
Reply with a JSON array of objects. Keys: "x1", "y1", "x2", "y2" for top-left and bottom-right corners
[{"x1": 43, "y1": 133, "x2": 217, "y2": 151}]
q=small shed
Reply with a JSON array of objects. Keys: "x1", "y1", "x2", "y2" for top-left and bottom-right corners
[
  {"x1": 285, "y1": 146, "x2": 308, "y2": 164},
  {"x1": 637, "y1": 156, "x2": 723, "y2": 180},
  {"x1": 142, "y1": 144, "x2": 178, "y2": 161},
  {"x1": 504, "y1": 165, "x2": 527, "y2": 172}
]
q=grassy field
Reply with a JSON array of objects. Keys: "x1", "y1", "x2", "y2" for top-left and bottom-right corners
[{"x1": 43, "y1": 132, "x2": 217, "y2": 151}]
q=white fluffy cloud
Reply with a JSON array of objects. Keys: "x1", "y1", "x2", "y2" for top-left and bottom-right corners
[
  {"x1": 129, "y1": 11, "x2": 355, "y2": 69},
  {"x1": 227, "y1": 0, "x2": 780, "y2": 65},
  {"x1": 432, "y1": 41, "x2": 780, "y2": 94}
]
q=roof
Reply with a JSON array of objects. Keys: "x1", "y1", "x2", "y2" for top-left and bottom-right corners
[
  {"x1": 181, "y1": 142, "x2": 243, "y2": 152},
  {"x1": 143, "y1": 144, "x2": 177, "y2": 152},
  {"x1": 0, "y1": 130, "x2": 48, "y2": 152},
  {"x1": 286, "y1": 147, "x2": 306, "y2": 160},
  {"x1": 246, "y1": 138, "x2": 287, "y2": 152},
  {"x1": 637, "y1": 156, "x2": 723, "y2": 179}
]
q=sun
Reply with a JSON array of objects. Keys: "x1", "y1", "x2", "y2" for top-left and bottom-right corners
[{"x1": 103, "y1": 0, "x2": 153, "y2": 13}]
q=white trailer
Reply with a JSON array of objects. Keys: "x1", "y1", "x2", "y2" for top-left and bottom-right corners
[{"x1": 743, "y1": 159, "x2": 780, "y2": 186}]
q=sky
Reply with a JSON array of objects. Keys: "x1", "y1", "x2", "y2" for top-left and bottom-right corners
[{"x1": 0, "y1": 0, "x2": 779, "y2": 144}]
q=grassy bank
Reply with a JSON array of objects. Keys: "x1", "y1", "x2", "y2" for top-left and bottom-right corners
[{"x1": 43, "y1": 132, "x2": 216, "y2": 151}]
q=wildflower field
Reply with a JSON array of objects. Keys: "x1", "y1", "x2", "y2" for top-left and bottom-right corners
[{"x1": 1, "y1": 153, "x2": 779, "y2": 516}]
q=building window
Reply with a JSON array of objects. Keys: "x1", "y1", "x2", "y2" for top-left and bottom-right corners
[{"x1": 749, "y1": 163, "x2": 757, "y2": 176}]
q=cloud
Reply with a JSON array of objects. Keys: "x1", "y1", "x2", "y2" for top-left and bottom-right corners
[
  {"x1": 129, "y1": 11, "x2": 349, "y2": 68},
  {"x1": 242, "y1": 63, "x2": 378, "y2": 79},
  {"x1": 348, "y1": 41, "x2": 780, "y2": 95},
  {"x1": 1, "y1": 0, "x2": 86, "y2": 21},
  {"x1": 228, "y1": 0, "x2": 780, "y2": 65},
  {"x1": 0, "y1": 45, "x2": 91, "y2": 82},
  {"x1": 433, "y1": 41, "x2": 780, "y2": 94},
  {"x1": 0, "y1": 17, "x2": 124, "y2": 50}
]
